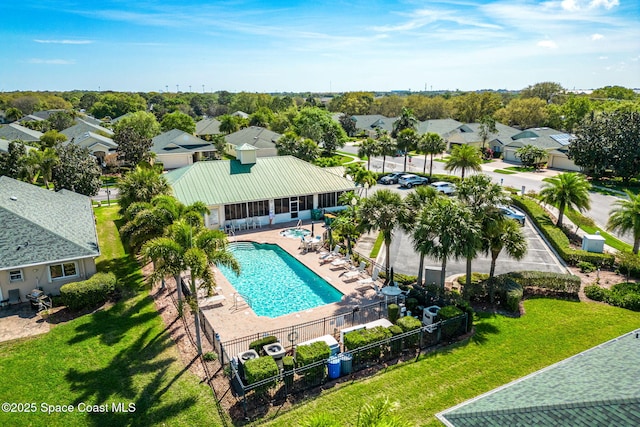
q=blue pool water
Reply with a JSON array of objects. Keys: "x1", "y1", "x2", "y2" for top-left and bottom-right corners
[{"x1": 218, "y1": 242, "x2": 343, "y2": 318}]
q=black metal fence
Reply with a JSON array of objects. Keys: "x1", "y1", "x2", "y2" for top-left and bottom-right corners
[{"x1": 228, "y1": 314, "x2": 468, "y2": 418}]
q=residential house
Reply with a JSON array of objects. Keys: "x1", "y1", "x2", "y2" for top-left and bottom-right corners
[
  {"x1": 0, "y1": 177, "x2": 100, "y2": 302},
  {"x1": 151, "y1": 129, "x2": 216, "y2": 170},
  {"x1": 437, "y1": 329, "x2": 640, "y2": 426},
  {"x1": 224, "y1": 126, "x2": 280, "y2": 158},
  {"x1": 61, "y1": 118, "x2": 114, "y2": 142},
  {"x1": 442, "y1": 122, "x2": 521, "y2": 153},
  {"x1": 0, "y1": 123, "x2": 43, "y2": 143},
  {"x1": 195, "y1": 117, "x2": 222, "y2": 139},
  {"x1": 164, "y1": 150, "x2": 356, "y2": 230},
  {"x1": 64, "y1": 131, "x2": 118, "y2": 164},
  {"x1": 502, "y1": 127, "x2": 579, "y2": 171},
  {"x1": 333, "y1": 114, "x2": 397, "y2": 137},
  {"x1": 416, "y1": 119, "x2": 464, "y2": 138},
  {"x1": 0, "y1": 138, "x2": 36, "y2": 153}
]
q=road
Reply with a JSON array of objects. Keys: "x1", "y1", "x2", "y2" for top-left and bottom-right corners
[{"x1": 343, "y1": 142, "x2": 634, "y2": 246}]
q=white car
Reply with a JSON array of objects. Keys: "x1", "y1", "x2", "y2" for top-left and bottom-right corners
[
  {"x1": 430, "y1": 181, "x2": 456, "y2": 195},
  {"x1": 498, "y1": 205, "x2": 526, "y2": 226}
]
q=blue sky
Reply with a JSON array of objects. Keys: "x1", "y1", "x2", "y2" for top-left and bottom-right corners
[{"x1": 1, "y1": 0, "x2": 638, "y2": 92}]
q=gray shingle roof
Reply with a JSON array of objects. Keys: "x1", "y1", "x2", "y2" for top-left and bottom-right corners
[
  {"x1": 61, "y1": 119, "x2": 114, "y2": 142},
  {"x1": 505, "y1": 127, "x2": 572, "y2": 150},
  {"x1": 165, "y1": 156, "x2": 356, "y2": 206},
  {"x1": 437, "y1": 329, "x2": 640, "y2": 427},
  {"x1": 0, "y1": 123, "x2": 43, "y2": 142},
  {"x1": 224, "y1": 126, "x2": 281, "y2": 149},
  {"x1": 444, "y1": 122, "x2": 521, "y2": 145},
  {"x1": 195, "y1": 118, "x2": 221, "y2": 135},
  {"x1": 151, "y1": 129, "x2": 215, "y2": 155},
  {"x1": 0, "y1": 177, "x2": 100, "y2": 270},
  {"x1": 416, "y1": 119, "x2": 464, "y2": 136}
]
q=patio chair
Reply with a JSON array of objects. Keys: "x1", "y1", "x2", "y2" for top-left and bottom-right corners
[
  {"x1": 329, "y1": 253, "x2": 351, "y2": 269},
  {"x1": 224, "y1": 221, "x2": 235, "y2": 233},
  {"x1": 356, "y1": 267, "x2": 380, "y2": 286},
  {"x1": 342, "y1": 261, "x2": 366, "y2": 281},
  {"x1": 319, "y1": 245, "x2": 341, "y2": 261},
  {"x1": 8, "y1": 289, "x2": 21, "y2": 305}
]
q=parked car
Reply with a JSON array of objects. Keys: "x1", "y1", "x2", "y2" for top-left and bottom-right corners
[
  {"x1": 498, "y1": 205, "x2": 526, "y2": 226},
  {"x1": 430, "y1": 181, "x2": 456, "y2": 195},
  {"x1": 398, "y1": 174, "x2": 429, "y2": 188},
  {"x1": 379, "y1": 172, "x2": 406, "y2": 185}
]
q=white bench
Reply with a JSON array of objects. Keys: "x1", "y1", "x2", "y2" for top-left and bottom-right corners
[{"x1": 200, "y1": 295, "x2": 226, "y2": 307}]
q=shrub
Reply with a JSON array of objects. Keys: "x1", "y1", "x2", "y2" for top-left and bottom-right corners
[
  {"x1": 405, "y1": 298, "x2": 419, "y2": 315},
  {"x1": 282, "y1": 356, "x2": 295, "y2": 388},
  {"x1": 585, "y1": 282, "x2": 640, "y2": 311},
  {"x1": 249, "y1": 335, "x2": 279, "y2": 356},
  {"x1": 344, "y1": 327, "x2": 392, "y2": 364},
  {"x1": 504, "y1": 271, "x2": 581, "y2": 298},
  {"x1": 511, "y1": 195, "x2": 615, "y2": 268},
  {"x1": 296, "y1": 341, "x2": 330, "y2": 381},
  {"x1": 438, "y1": 306, "x2": 465, "y2": 339},
  {"x1": 584, "y1": 285, "x2": 607, "y2": 302},
  {"x1": 578, "y1": 261, "x2": 596, "y2": 273},
  {"x1": 616, "y1": 251, "x2": 640, "y2": 280},
  {"x1": 378, "y1": 271, "x2": 417, "y2": 286},
  {"x1": 396, "y1": 316, "x2": 422, "y2": 348},
  {"x1": 203, "y1": 352, "x2": 217, "y2": 362},
  {"x1": 387, "y1": 325, "x2": 403, "y2": 356},
  {"x1": 60, "y1": 272, "x2": 117, "y2": 311},
  {"x1": 244, "y1": 356, "x2": 279, "y2": 395},
  {"x1": 387, "y1": 304, "x2": 399, "y2": 324}
]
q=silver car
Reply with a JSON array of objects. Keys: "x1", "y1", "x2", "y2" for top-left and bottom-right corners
[
  {"x1": 498, "y1": 205, "x2": 526, "y2": 226},
  {"x1": 430, "y1": 181, "x2": 456, "y2": 195}
]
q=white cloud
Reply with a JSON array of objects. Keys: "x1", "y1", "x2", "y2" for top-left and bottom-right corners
[
  {"x1": 561, "y1": 0, "x2": 580, "y2": 11},
  {"x1": 537, "y1": 40, "x2": 558, "y2": 48},
  {"x1": 28, "y1": 58, "x2": 75, "y2": 64},
  {"x1": 34, "y1": 39, "x2": 93, "y2": 44},
  {"x1": 591, "y1": 33, "x2": 604, "y2": 40},
  {"x1": 589, "y1": 0, "x2": 619, "y2": 10},
  {"x1": 560, "y1": 0, "x2": 619, "y2": 10},
  {"x1": 599, "y1": 56, "x2": 608, "y2": 59}
]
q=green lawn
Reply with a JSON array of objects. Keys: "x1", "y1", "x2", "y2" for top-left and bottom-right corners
[
  {"x1": 0, "y1": 206, "x2": 224, "y2": 427},
  {"x1": 504, "y1": 166, "x2": 536, "y2": 172},
  {"x1": 563, "y1": 208, "x2": 633, "y2": 253},
  {"x1": 494, "y1": 169, "x2": 518, "y2": 175},
  {"x1": 259, "y1": 299, "x2": 640, "y2": 426}
]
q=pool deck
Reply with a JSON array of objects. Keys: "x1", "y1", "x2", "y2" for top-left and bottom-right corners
[{"x1": 200, "y1": 221, "x2": 381, "y2": 342}]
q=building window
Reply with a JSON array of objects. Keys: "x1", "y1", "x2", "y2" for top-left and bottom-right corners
[
  {"x1": 224, "y1": 203, "x2": 248, "y2": 220},
  {"x1": 248, "y1": 200, "x2": 269, "y2": 217},
  {"x1": 297, "y1": 195, "x2": 314, "y2": 211},
  {"x1": 9, "y1": 269, "x2": 23, "y2": 282},
  {"x1": 318, "y1": 192, "x2": 338, "y2": 208},
  {"x1": 274, "y1": 198, "x2": 290, "y2": 214},
  {"x1": 49, "y1": 262, "x2": 78, "y2": 280}
]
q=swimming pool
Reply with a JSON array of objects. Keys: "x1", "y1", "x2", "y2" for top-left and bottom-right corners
[
  {"x1": 218, "y1": 242, "x2": 343, "y2": 318},
  {"x1": 279, "y1": 228, "x2": 311, "y2": 239}
]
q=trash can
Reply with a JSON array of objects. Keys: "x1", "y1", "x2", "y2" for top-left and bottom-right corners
[
  {"x1": 328, "y1": 356, "x2": 341, "y2": 379},
  {"x1": 339, "y1": 352, "x2": 352, "y2": 375},
  {"x1": 311, "y1": 209, "x2": 323, "y2": 220}
]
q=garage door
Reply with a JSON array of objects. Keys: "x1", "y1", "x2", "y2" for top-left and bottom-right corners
[
  {"x1": 503, "y1": 149, "x2": 521, "y2": 163},
  {"x1": 549, "y1": 155, "x2": 580, "y2": 171}
]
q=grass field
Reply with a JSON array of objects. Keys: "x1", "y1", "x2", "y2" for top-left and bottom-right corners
[
  {"x1": 259, "y1": 299, "x2": 640, "y2": 426},
  {"x1": 0, "y1": 206, "x2": 224, "y2": 427},
  {"x1": 493, "y1": 169, "x2": 518, "y2": 175}
]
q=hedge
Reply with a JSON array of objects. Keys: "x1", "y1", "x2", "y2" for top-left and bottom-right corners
[
  {"x1": 60, "y1": 272, "x2": 117, "y2": 311},
  {"x1": 504, "y1": 271, "x2": 581, "y2": 296},
  {"x1": 243, "y1": 356, "x2": 279, "y2": 394},
  {"x1": 616, "y1": 251, "x2": 640, "y2": 279},
  {"x1": 344, "y1": 326, "x2": 392, "y2": 363},
  {"x1": 396, "y1": 316, "x2": 422, "y2": 348},
  {"x1": 387, "y1": 304, "x2": 399, "y2": 324},
  {"x1": 295, "y1": 341, "x2": 331, "y2": 380},
  {"x1": 585, "y1": 282, "x2": 640, "y2": 311},
  {"x1": 511, "y1": 195, "x2": 615, "y2": 268}
]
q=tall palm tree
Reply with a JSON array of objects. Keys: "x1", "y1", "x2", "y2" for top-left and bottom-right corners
[
  {"x1": 117, "y1": 165, "x2": 171, "y2": 214},
  {"x1": 377, "y1": 133, "x2": 396, "y2": 174},
  {"x1": 457, "y1": 174, "x2": 509, "y2": 294},
  {"x1": 396, "y1": 128, "x2": 419, "y2": 172},
  {"x1": 357, "y1": 138, "x2": 381, "y2": 170},
  {"x1": 485, "y1": 217, "x2": 528, "y2": 302},
  {"x1": 607, "y1": 190, "x2": 640, "y2": 254},
  {"x1": 539, "y1": 172, "x2": 591, "y2": 228},
  {"x1": 444, "y1": 144, "x2": 482, "y2": 180},
  {"x1": 412, "y1": 198, "x2": 479, "y2": 290},
  {"x1": 358, "y1": 189, "x2": 407, "y2": 272},
  {"x1": 417, "y1": 132, "x2": 446, "y2": 176},
  {"x1": 142, "y1": 220, "x2": 239, "y2": 354},
  {"x1": 392, "y1": 107, "x2": 418, "y2": 138}
]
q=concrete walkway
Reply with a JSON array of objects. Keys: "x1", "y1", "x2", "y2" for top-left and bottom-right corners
[{"x1": 0, "y1": 303, "x2": 50, "y2": 342}]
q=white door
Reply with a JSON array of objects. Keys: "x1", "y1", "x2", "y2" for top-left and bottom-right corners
[{"x1": 290, "y1": 199, "x2": 299, "y2": 219}]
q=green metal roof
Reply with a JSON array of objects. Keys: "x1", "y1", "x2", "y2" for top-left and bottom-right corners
[
  {"x1": 0, "y1": 177, "x2": 100, "y2": 270},
  {"x1": 164, "y1": 156, "x2": 357, "y2": 206},
  {"x1": 437, "y1": 329, "x2": 640, "y2": 427}
]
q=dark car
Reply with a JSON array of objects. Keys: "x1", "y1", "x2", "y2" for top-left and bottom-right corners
[{"x1": 379, "y1": 172, "x2": 406, "y2": 185}]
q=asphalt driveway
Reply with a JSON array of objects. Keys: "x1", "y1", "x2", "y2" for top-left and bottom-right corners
[{"x1": 385, "y1": 218, "x2": 568, "y2": 279}]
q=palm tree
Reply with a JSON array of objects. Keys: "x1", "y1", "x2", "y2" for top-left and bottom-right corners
[
  {"x1": 402, "y1": 187, "x2": 440, "y2": 286},
  {"x1": 117, "y1": 165, "x2": 171, "y2": 214},
  {"x1": 392, "y1": 107, "x2": 417, "y2": 138},
  {"x1": 417, "y1": 132, "x2": 446, "y2": 176},
  {"x1": 444, "y1": 144, "x2": 482, "y2": 179},
  {"x1": 539, "y1": 172, "x2": 591, "y2": 228},
  {"x1": 607, "y1": 190, "x2": 640, "y2": 254},
  {"x1": 142, "y1": 220, "x2": 239, "y2": 354},
  {"x1": 358, "y1": 189, "x2": 407, "y2": 272},
  {"x1": 396, "y1": 128, "x2": 419, "y2": 172},
  {"x1": 218, "y1": 114, "x2": 239, "y2": 134},
  {"x1": 38, "y1": 147, "x2": 58, "y2": 189},
  {"x1": 357, "y1": 138, "x2": 381, "y2": 170},
  {"x1": 485, "y1": 217, "x2": 528, "y2": 302},
  {"x1": 377, "y1": 132, "x2": 396, "y2": 174},
  {"x1": 412, "y1": 198, "x2": 479, "y2": 290}
]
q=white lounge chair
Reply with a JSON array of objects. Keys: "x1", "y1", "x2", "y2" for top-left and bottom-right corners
[
  {"x1": 330, "y1": 254, "x2": 351, "y2": 268},
  {"x1": 342, "y1": 261, "x2": 366, "y2": 281},
  {"x1": 356, "y1": 268, "x2": 380, "y2": 286},
  {"x1": 319, "y1": 244, "x2": 340, "y2": 259},
  {"x1": 200, "y1": 294, "x2": 226, "y2": 307}
]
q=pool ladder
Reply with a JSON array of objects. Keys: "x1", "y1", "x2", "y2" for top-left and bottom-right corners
[
  {"x1": 296, "y1": 219, "x2": 303, "y2": 229},
  {"x1": 233, "y1": 292, "x2": 252, "y2": 309}
]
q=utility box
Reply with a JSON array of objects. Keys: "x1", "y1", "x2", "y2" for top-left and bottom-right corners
[
  {"x1": 581, "y1": 231, "x2": 605, "y2": 253},
  {"x1": 424, "y1": 266, "x2": 442, "y2": 287}
]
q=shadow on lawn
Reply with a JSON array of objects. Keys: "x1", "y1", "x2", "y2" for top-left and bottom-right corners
[
  {"x1": 470, "y1": 313, "x2": 500, "y2": 346},
  {"x1": 65, "y1": 321, "x2": 197, "y2": 426}
]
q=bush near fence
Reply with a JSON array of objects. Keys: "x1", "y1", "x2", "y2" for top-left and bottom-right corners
[
  {"x1": 345, "y1": 326, "x2": 392, "y2": 365},
  {"x1": 60, "y1": 272, "x2": 118, "y2": 311},
  {"x1": 585, "y1": 282, "x2": 640, "y2": 311},
  {"x1": 511, "y1": 195, "x2": 615, "y2": 268},
  {"x1": 295, "y1": 341, "x2": 331, "y2": 384},
  {"x1": 244, "y1": 356, "x2": 279, "y2": 396}
]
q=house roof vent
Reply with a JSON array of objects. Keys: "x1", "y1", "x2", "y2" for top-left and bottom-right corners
[{"x1": 10, "y1": 196, "x2": 17, "y2": 201}]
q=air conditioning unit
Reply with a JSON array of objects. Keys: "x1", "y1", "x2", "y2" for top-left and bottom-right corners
[
  {"x1": 237, "y1": 349, "x2": 259, "y2": 382},
  {"x1": 422, "y1": 305, "x2": 441, "y2": 326},
  {"x1": 263, "y1": 342, "x2": 286, "y2": 369}
]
